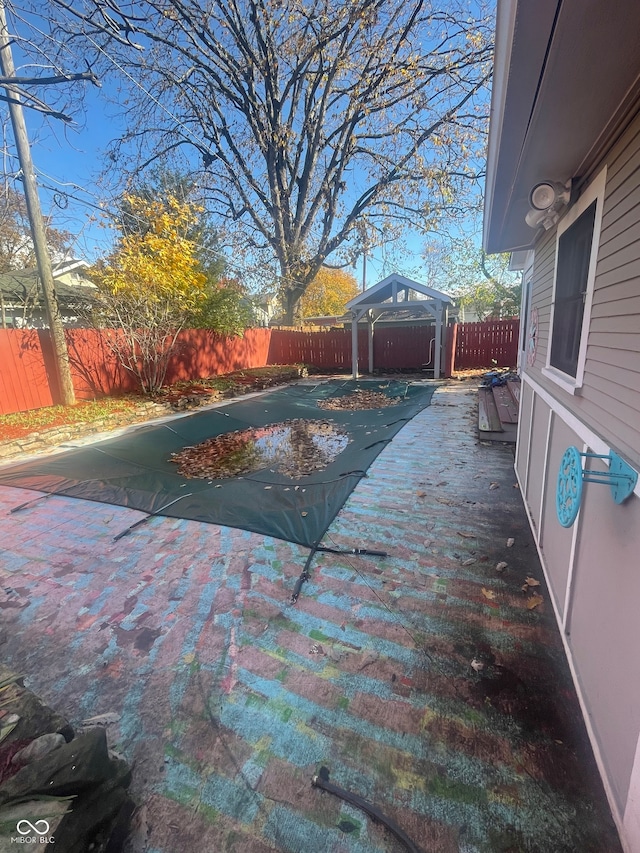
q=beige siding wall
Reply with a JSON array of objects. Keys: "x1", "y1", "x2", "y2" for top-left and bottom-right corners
[
  {"x1": 528, "y1": 231, "x2": 555, "y2": 372},
  {"x1": 516, "y1": 380, "x2": 533, "y2": 480},
  {"x1": 569, "y1": 467, "x2": 640, "y2": 813},
  {"x1": 539, "y1": 416, "x2": 577, "y2": 613},
  {"x1": 517, "y1": 379, "x2": 640, "y2": 816},
  {"x1": 519, "y1": 110, "x2": 640, "y2": 825},
  {"x1": 524, "y1": 393, "x2": 549, "y2": 539},
  {"x1": 526, "y1": 109, "x2": 640, "y2": 469}
]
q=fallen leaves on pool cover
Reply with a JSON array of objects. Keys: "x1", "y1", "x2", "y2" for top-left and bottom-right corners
[
  {"x1": 318, "y1": 389, "x2": 401, "y2": 410},
  {"x1": 170, "y1": 418, "x2": 350, "y2": 480}
]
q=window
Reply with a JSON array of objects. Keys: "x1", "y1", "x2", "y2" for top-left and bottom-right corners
[
  {"x1": 544, "y1": 167, "x2": 606, "y2": 392},
  {"x1": 549, "y1": 201, "x2": 596, "y2": 377}
]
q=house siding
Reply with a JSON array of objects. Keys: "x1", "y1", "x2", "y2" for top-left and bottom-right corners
[
  {"x1": 539, "y1": 415, "x2": 576, "y2": 611},
  {"x1": 529, "y1": 231, "x2": 555, "y2": 370},
  {"x1": 516, "y1": 381, "x2": 640, "y2": 818},
  {"x1": 515, "y1": 104, "x2": 640, "y2": 840},
  {"x1": 525, "y1": 109, "x2": 640, "y2": 470},
  {"x1": 569, "y1": 478, "x2": 640, "y2": 813}
]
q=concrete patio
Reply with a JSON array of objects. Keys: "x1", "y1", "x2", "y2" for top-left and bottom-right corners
[{"x1": 0, "y1": 379, "x2": 622, "y2": 852}]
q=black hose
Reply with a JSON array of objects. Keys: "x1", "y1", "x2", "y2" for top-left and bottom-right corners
[
  {"x1": 312, "y1": 767, "x2": 425, "y2": 853},
  {"x1": 315, "y1": 546, "x2": 388, "y2": 558},
  {"x1": 290, "y1": 542, "x2": 319, "y2": 604}
]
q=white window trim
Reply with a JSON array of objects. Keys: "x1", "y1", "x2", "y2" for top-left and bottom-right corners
[
  {"x1": 518, "y1": 251, "x2": 535, "y2": 372},
  {"x1": 543, "y1": 166, "x2": 607, "y2": 394}
]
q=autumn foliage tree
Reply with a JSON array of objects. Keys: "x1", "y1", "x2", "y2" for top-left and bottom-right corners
[
  {"x1": 40, "y1": 0, "x2": 494, "y2": 323},
  {"x1": 90, "y1": 194, "x2": 207, "y2": 393},
  {"x1": 117, "y1": 173, "x2": 255, "y2": 335},
  {"x1": 299, "y1": 268, "x2": 358, "y2": 318}
]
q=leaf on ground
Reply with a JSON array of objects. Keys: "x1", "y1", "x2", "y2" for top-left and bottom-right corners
[
  {"x1": 506, "y1": 538, "x2": 515, "y2": 547},
  {"x1": 457, "y1": 531, "x2": 476, "y2": 539},
  {"x1": 481, "y1": 587, "x2": 497, "y2": 600},
  {"x1": 489, "y1": 482, "x2": 500, "y2": 490},
  {"x1": 526, "y1": 594, "x2": 544, "y2": 610},
  {"x1": 495, "y1": 561, "x2": 508, "y2": 572},
  {"x1": 525, "y1": 576, "x2": 540, "y2": 587},
  {"x1": 417, "y1": 492, "x2": 427, "y2": 498},
  {"x1": 462, "y1": 558, "x2": 476, "y2": 566}
]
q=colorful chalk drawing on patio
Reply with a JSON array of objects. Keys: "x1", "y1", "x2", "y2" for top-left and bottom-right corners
[{"x1": 170, "y1": 418, "x2": 350, "y2": 480}]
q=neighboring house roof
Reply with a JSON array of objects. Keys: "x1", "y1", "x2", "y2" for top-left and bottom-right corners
[
  {"x1": 0, "y1": 264, "x2": 95, "y2": 308},
  {"x1": 345, "y1": 273, "x2": 453, "y2": 311},
  {"x1": 51, "y1": 259, "x2": 91, "y2": 277},
  {"x1": 483, "y1": 0, "x2": 640, "y2": 253},
  {"x1": 255, "y1": 290, "x2": 278, "y2": 307}
]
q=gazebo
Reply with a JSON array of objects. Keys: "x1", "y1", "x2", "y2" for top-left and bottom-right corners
[{"x1": 345, "y1": 273, "x2": 453, "y2": 379}]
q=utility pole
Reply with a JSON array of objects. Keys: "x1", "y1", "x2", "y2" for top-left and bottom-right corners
[{"x1": 0, "y1": 2, "x2": 75, "y2": 405}]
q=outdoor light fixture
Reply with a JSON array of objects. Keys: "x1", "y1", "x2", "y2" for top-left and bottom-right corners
[
  {"x1": 529, "y1": 181, "x2": 571, "y2": 210},
  {"x1": 525, "y1": 180, "x2": 572, "y2": 230},
  {"x1": 525, "y1": 207, "x2": 557, "y2": 230}
]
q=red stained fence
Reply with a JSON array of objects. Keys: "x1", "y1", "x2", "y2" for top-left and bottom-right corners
[
  {"x1": 0, "y1": 320, "x2": 518, "y2": 415},
  {"x1": 268, "y1": 327, "x2": 361, "y2": 369},
  {"x1": 0, "y1": 329, "x2": 57, "y2": 412},
  {"x1": 454, "y1": 319, "x2": 519, "y2": 370},
  {"x1": 0, "y1": 327, "x2": 272, "y2": 415},
  {"x1": 268, "y1": 325, "x2": 438, "y2": 371}
]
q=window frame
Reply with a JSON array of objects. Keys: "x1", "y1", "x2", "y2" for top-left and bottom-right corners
[
  {"x1": 518, "y1": 252, "x2": 534, "y2": 371},
  {"x1": 542, "y1": 166, "x2": 607, "y2": 394}
]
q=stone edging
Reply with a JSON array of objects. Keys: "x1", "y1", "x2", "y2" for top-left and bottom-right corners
[{"x1": 0, "y1": 401, "x2": 172, "y2": 461}]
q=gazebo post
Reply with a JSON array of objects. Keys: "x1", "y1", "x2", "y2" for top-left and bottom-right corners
[
  {"x1": 434, "y1": 299, "x2": 442, "y2": 379},
  {"x1": 344, "y1": 275, "x2": 453, "y2": 379},
  {"x1": 441, "y1": 304, "x2": 449, "y2": 377},
  {"x1": 351, "y1": 310, "x2": 359, "y2": 379}
]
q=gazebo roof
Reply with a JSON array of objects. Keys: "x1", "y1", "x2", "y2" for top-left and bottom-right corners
[{"x1": 346, "y1": 273, "x2": 452, "y2": 310}]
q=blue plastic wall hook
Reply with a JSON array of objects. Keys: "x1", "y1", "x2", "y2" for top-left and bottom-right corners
[{"x1": 556, "y1": 446, "x2": 638, "y2": 528}]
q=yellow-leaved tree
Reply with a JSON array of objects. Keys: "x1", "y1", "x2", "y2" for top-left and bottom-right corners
[
  {"x1": 299, "y1": 268, "x2": 359, "y2": 319},
  {"x1": 90, "y1": 194, "x2": 207, "y2": 393}
]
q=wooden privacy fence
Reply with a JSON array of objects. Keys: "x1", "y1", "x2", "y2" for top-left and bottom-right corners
[
  {"x1": 0, "y1": 319, "x2": 519, "y2": 415},
  {"x1": 454, "y1": 318, "x2": 519, "y2": 369},
  {"x1": 267, "y1": 325, "x2": 438, "y2": 371},
  {"x1": 0, "y1": 327, "x2": 272, "y2": 415},
  {"x1": 267, "y1": 327, "x2": 363, "y2": 369}
]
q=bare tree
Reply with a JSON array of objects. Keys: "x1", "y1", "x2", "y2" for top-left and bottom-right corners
[
  {"x1": 0, "y1": 182, "x2": 72, "y2": 270},
  {"x1": 43, "y1": 0, "x2": 493, "y2": 322}
]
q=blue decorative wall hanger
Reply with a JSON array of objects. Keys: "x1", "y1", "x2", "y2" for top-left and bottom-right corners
[{"x1": 556, "y1": 446, "x2": 638, "y2": 528}]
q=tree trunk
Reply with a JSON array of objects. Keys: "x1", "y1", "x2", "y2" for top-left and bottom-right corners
[{"x1": 283, "y1": 289, "x2": 302, "y2": 326}]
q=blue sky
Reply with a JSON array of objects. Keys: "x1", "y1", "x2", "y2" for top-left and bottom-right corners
[{"x1": 17, "y1": 83, "x2": 125, "y2": 261}]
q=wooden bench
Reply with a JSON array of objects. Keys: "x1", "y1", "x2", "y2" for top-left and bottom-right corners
[
  {"x1": 478, "y1": 387, "x2": 503, "y2": 432},
  {"x1": 478, "y1": 378, "x2": 521, "y2": 443}
]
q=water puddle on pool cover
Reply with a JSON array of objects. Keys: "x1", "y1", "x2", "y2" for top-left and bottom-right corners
[{"x1": 170, "y1": 418, "x2": 350, "y2": 480}]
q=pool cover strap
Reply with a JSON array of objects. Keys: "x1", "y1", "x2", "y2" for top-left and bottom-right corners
[{"x1": 0, "y1": 380, "x2": 435, "y2": 548}]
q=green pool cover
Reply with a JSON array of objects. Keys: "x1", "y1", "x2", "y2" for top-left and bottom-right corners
[{"x1": 0, "y1": 380, "x2": 436, "y2": 547}]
